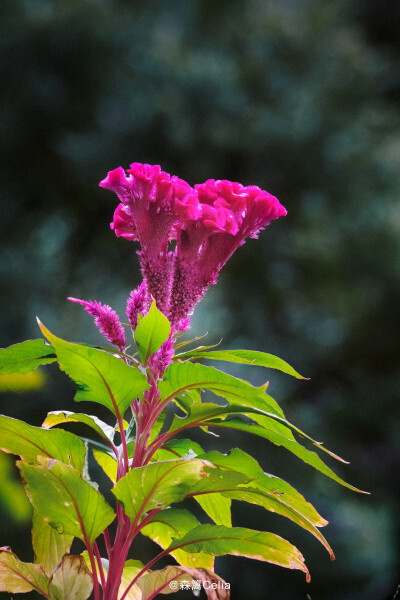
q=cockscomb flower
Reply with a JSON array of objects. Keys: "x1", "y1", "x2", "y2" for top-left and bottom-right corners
[
  {"x1": 168, "y1": 179, "x2": 287, "y2": 325},
  {"x1": 68, "y1": 297, "x2": 126, "y2": 352},
  {"x1": 100, "y1": 164, "x2": 286, "y2": 330},
  {"x1": 101, "y1": 164, "x2": 199, "y2": 312}
]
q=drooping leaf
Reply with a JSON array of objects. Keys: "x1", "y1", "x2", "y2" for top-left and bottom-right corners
[
  {"x1": 142, "y1": 508, "x2": 214, "y2": 570},
  {"x1": 158, "y1": 362, "x2": 283, "y2": 418},
  {"x1": 0, "y1": 547, "x2": 49, "y2": 595},
  {"x1": 187, "y1": 467, "x2": 252, "y2": 529},
  {"x1": 112, "y1": 459, "x2": 209, "y2": 522},
  {"x1": 38, "y1": 321, "x2": 149, "y2": 416},
  {"x1": 134, "y1": 300, "x2": 171, "y2": 364},
  {"x1": 176, "y1": 348, "x2": 306, "y2": 379},
  {"x1": 0, "y1": 414, "x2": 86, "y2": 472},
  {"x1": 135, "y1": 565, "x2": 230, "y2": 600},
  {"x1": 200, "y1": 449, "x2": 327, "y2": 526},
  {"x1": 92, "y1": 449, "x2": 117, "y2": 483},
  {"x1": 0, "y1": 339, "x2": 56, "y2": 375},
  {"x1": 165, "y1": 393, "x2": 349, "y2": 465},
  {"x1": 42, "y1": 411, "x2": 116, "y2": 447},
  {"x1": 166, "y1": 402, "x2": 281, "y2": 439},
  {"x1": 19, "y1": 457, "x2": 115, "y2": 544},
  {"x1": 194, "y1": 450, "x2": 333, "y2": 557},
  {"x1": 205, "y1": 417, "x2": 366, "y2": 493},
  {"x1": 167, "y1": 524, "x2": 310, "y2": 581},
  {"x1": 48, "y1": 555, "x2": 93, "y2": 600},
  {"x1": 32, "y1": 510, "x2": 73, "y2": 576},
  {"x1": 195, "y1": 493, "x2": 232, "y2": 527}
]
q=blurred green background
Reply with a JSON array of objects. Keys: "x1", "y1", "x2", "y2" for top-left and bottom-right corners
[{"x1": 1, "y1": 0, "x2": 400, "y2": 598}]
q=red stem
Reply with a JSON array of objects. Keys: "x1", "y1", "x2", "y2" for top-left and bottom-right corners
[{"x1": 94, "y1": 541, "x2": 106, "y2": 589}]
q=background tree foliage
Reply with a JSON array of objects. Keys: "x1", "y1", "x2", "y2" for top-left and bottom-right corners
[{"x1": 0, "y1": 1, "x2": 399, "y2": 598}]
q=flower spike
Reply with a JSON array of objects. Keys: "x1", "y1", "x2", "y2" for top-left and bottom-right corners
[{"x1": 68, "y1": 297, "x2": 126, "y2": 352}]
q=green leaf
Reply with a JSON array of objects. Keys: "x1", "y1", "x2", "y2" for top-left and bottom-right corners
[
  {"x1": 166, "y1": 391, "x2": 348, "y2": 465},
  {"x1": 152, "y1": 438, "x2": 204, "y2": 461},
  {"x1": 38, "y1": 321, "x2": 149, "y2": 416},
  {"x1": 159, "y1": 361, "x2": 284, "y2": 417},
  {"x1": 49, "y1": 555, "x2": 93, "y2": 600},
  {"x1": 167, "y1": 524, "x2": 310, "y2": 581},
  {"x1": 200, "y1": 449, "x2": 327, "y2": 526},
  {"x1": 0, "y1": 414, "x2": 86, "y2": 472},
  {"x1": 135, "y1": 565, "x2": 230, "y2": 599},
  {"x1": 32, "y1": 510, "x2": 73, "y2": 576},
  {"x1": 119, "y1": 560, "x2": 144, "y2": 600},
  {"x1": 134, "y1": 300, "x2": 171, "y2": 364},
  {"x1": 142, "y1": 508, "x2": 214, "y2": 570},
  {"x1": 195, "y1": 493, "x2": 232, "y2": 527},
  {"x1": 19, "y1": 457, "x2": 115, "y2": 545},
  {"x1": 42, "y1": 411, "x2": 115, "y2": 447},
  {"x1": 0, "y1": 339, "x2": 56, "y2": 375},
  {"x1": 187, "y1": 465, "x2": 252, "y2": 529},
  {"x1": 92, "y1": 449, "x2": 117, "y2": 483},
  {"x1": 206, "y1": 416, "x2": 366, "y2": 493},
  {"x1": 176, "y1": 348, "x2": 306, "y2": 379},
  {"x1": 112, "y1": 458, "x2": 209, "y2": 522},
  {"x1": 0, "y1": 547, "x2": 49, "y2": 595},
  {"x1": 166, "y1": 402, "x2": 280, "y2": 438},
  {"x1": 196, "y1": 449, "x2": 333, "y2": 557}
]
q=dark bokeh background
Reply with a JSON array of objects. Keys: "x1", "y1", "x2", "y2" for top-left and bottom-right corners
[{"x1": 1, "y1": 1, "x2": 400, "y2": 598}]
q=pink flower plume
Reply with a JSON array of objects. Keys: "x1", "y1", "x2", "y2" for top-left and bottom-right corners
[{"x1": 68, "y1": 297, "x2": 126, "y2": 352}]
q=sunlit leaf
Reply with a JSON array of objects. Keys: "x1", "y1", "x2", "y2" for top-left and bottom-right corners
[
  {"x1": 152, "y1": 438, "x2": 204, "y2": 461},
  {"x1": 135, "y1": 565, "x2": 230, "y2": 600},
  {"x1": 112, "y1": 459, "x2": 209, "y2": 522},
  {"x1": 167, "y1": 524, "x2": 310, "y2": 581},
  {"x1": 92, "y1": 449, "x2": 117, "y2": 484},
  {"x1": 19, "y1": 457, "x2": 115, "y2": 544},
  {"x1": 205, "y1": 417, "x2": 366, "y2": 493},
  {"x1": 196, "y1": 450, "x2": 333, "y2": 557},
  {"x1": 195, "y1": 493, "x2": 232, "y2": 528},
  {"x1": 134, "y1": 300, "x2": 171, "y2": 364},
  {"x1": 38, "y1": 321, "x2": 149, "y2": 416},
  {"x1": 0, "y1": 414, "x2": 86, "y2": 472},
  {"x1": 159, "y1": 362, "x2": 283, "y2": 418},
  {"x1": 49, "y1": 555, "x2": 93, "y2": 600},
  {"x1": 0, "y1": 547, "x2": 49, "y2": 595},
  {"x1": 142, "y1": 508, "x2": 214, "y2": 570},
  {"x1": 32, "y1": 510, "x2": 73, "y2": 576},
  {"x1": 43, "y1": 411, "x2": 116, "y2": 447},
  {"x1": 0, "y1": 339, "x2": 56, "y2": 375},
  {"x1": 176, "y1": 348, "x2": 306, "y2": 379}
]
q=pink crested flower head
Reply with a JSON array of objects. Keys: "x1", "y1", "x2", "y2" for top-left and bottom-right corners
[
  {"x1": 101, "y1": 163, "x2": 200, "y2": 260},
  {"x1": 168, "y1": 178, "x2": 286, "y2": 326},
  {"x1": 194, "y1": 178, "x2": 287, "y2": 274},
  {"x1": 68, "y1": 297, "x2": 126, "y2": 352}
]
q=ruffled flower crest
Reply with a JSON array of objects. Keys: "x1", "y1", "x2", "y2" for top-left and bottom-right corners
[{"x1": 99, "y1": 163, "x2": 286, "y2": 334}]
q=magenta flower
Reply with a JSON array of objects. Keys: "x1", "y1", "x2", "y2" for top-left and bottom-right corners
[
  {"x1": 100, "y1": 164, "x2": 286, "y2": 329},
  {"x1": 100, "y1": 163, "x2": 199, "y2": 312},
  {"x1": 68, "y1": 297, "x2": 126, "y2": 352},
  {"x1": 168, "y1": 179, "x2": 287, "y2": 325}
]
